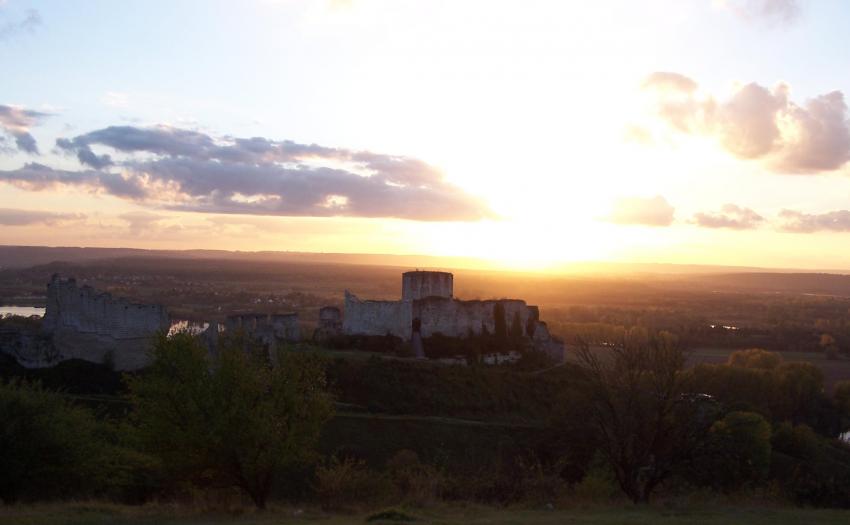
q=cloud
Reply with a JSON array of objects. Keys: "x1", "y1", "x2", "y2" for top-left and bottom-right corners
[
  {"x1": 718, "y1": 0, "x2": 801, "y2": 26},
  {"x1": 777, "y1": 209, "x2": 850, "y2": 233},
  {"x1": 644, "y1": 72, "x2": 850, "y2": 173},
  {"x1": 692, "y1": 203, "x2": 764, "y2": 229},
  {"x1": 605, "y1": 195, "x2": 675, "y2": 226},
  {"x1": 0, "y1": 8, "x2": 41, "y2": 41},
  {"x1": 0, "y1": 208, "x2": 84, "y2": 226},
  {"x1": 0, "y1": 104, "x2": 50, "y2": 154},
  {"x1": 1, "y1": 125, "x2": 493, "y2": 221}
]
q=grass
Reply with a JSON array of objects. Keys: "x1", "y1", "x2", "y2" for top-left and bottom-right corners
[{"x1": 1, "y1": 502, "x2": 849, "y2": 525}]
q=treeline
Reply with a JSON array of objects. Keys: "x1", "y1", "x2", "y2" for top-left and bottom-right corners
[
  {"x1": 547, "y1": 297, "x2": 850, "y2": 354},
  {"x1": 2, "y1": 331, "x2": 850, "y2": 510}
]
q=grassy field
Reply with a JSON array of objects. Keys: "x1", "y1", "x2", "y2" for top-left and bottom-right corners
[{"x1": 2, "y1": 503, "x2": 849, "y2": 525}]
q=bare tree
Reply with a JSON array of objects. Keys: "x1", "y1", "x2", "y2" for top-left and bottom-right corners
[{"x1": 574, "y1": 329, "x2": 687, "y2": 503}]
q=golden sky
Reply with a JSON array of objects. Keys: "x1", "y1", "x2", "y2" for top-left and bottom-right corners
[{"x1": 3, "y1": 0, "x2": 850, "y2": 271}]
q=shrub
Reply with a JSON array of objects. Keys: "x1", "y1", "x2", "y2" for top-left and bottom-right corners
[
  {"x1": 314, "y1": 456, "x2": 395, "y2": 511},
  {"x1": 690, "y1": 411, "x2": 772, "y2": 492},
  {"x1": 127, "y1": 332, "x2": 334, "y2": 509},
  {"x1": 386, "y1": 449, "x2": 445, "y2": 506},
  {"x1": 0, "y1": 380, "x2": 107, "y2": 503},
  {"x1": 570, "y1": 461, "x2": 620, "y2": 504}
]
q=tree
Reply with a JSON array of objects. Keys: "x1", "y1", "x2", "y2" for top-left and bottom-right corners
[
  {"x1": 493, "y1": 303, "x2": 507, "y2": 344},
  {"x1": 835, "y1": 380, "x2": 850, "y2": 419},
  {"x1": 727, "y1": 348, "x2": 782, "y2": 369},
  {"x1": 127, "y1": 332, "x2": 334, "y2": 509},
  {"x1": 574, "y1": 329, "x2": 694, "y2": 503}
]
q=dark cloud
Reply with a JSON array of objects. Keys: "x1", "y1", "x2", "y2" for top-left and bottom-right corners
[
  {"x1": 0, "y1": 208, "x2": 84, "y2": 226},
  {"x1": 4, "y1": 126, "x2": 494, "y2": 221},
  {"x1": 605, "y1": 195, "x2": 675, "y2": 226},
  {"x1": 692, "y1": 204, "x2": 764, "y2": 229},
  {"x1": 0, "y1": 162, "x2": 148, "y2": 198},
  {"x1": 0, "y1": 104, "x2": 50, "y2": 154},
  {"x1": 0, "y1": 8, "x2": 41, "y2": 41},
  {"x1": 644, "y1": 72, "x2": 850, "y2": 173},
  {"x1": 778, "y1": 209, "x2": 850, "y2": 233}
]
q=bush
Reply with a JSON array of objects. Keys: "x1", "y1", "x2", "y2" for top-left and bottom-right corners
[
  {"x1": 127, "y1": 332, "x2": 334, "y2": 509},
  {"x1": 314, "y1": 456, "x2": 395, "y2": 511},
  {"x1": 771, "y1": 431, "x2": 850, "y2": 507},
  {"x1": 689, "y1": 411, "x2": 772, "y2": 492},
  {"x1": 386, "y1": 449, "x2": 445, "y2": 506},
  {"x1": 0, "y1": 380, "x2": 108, "y2": 503},
  {"x1": 570, "y1": 463, "x2": 620, "y2": 504}
]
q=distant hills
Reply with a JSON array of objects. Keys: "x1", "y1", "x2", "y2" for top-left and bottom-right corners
[{"x1": 3, "y1": 244, "x2": 850, "y2": 297}]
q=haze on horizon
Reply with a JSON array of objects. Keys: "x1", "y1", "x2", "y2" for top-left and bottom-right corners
[{"x1": 3, "y1": 0, "x2": 850, "y2": 271}]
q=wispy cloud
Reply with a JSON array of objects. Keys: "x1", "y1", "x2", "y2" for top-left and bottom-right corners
[
  {"x1": 716, "y1": 0, "x2": 801, "y2": 26},
  {"x1": 692, "y1": 203, "x2": 764, "y2": 229},
  {"x1": 0, "y1": 104, "x2": 50, "y2": 154},
  {"x1": 604, "y1": 195, "x2": 675, "y2": 227},
  {"x1": 0, "y1": 208, "x2": 84, "y2": 226},
  {"x1": 778, "y1": 209, "x2": 850, "y2": 233},
  {"x1": 0, "y1": 8, "x2": 41, "y2": 41}
]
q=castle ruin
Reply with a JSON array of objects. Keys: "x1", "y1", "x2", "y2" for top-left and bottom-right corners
[
  {"x1": 41, "y1": 274, "x2": 170, "y2": 369},
  {"x1": 343, "y1": 270, "x2": 565, "y2": 362}
]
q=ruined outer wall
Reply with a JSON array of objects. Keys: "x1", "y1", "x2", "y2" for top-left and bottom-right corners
[
  {"x1": 42, "y1": 275, "x2": 169, "y2": 369},
  {"x1": 43, "y1": 276, "x2": 168, "y2": 339},
  {"x1": 402, "y1": 271, "x2": 453, "y2": 301},
  {"x1": 412, "y1": 298, "x2": 534, "y2": 339},
  {"x1": 343, "y1": 291, "x2": 411, "y2": 338}
]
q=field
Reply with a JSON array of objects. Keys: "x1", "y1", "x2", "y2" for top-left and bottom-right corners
[{"x1": 2, "y1": 503, "x2": 849, "y2": 525}]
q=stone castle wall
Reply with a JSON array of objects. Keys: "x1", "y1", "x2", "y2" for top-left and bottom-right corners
[
  {"x1": 41, "y1": 274, "x2": 169, "y2": 369},
  {"x1": 225, "y1": 312, "x2": 300, "y2": 343},
  {"x1": 343, "y1": 290, "x2": 411, "y2": 338},
  {"x1": 412, "y1": 297, "x2": 534, "y2": 338}
]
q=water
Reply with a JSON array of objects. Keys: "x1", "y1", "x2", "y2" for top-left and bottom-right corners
[{"x1": 0, "y1": 306, "x2": 45, "y2": 317}]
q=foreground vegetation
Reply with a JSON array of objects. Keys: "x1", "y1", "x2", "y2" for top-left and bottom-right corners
[
  {"x1": 2, "y1": 327, "x2": 850, "y2": 515},
  {"x1": 1, "y1": 501, "x2": 849, "y2": 525}
]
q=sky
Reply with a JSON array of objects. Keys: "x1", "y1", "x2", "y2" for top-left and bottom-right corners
[{"x1": 3, "y1": 0, "x2": 850, "y2": 270}]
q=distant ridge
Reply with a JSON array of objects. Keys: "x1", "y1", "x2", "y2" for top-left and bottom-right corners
[{"x1": 0, "y1": 244, "x2": 848, "y2": 276}]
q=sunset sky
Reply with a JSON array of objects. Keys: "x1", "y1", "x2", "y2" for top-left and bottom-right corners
[{"x1": 3, "y1": 0, "x2": 850, "y2": 270}]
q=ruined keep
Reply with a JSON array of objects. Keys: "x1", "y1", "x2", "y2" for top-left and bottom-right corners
[
  {"x1": 402, "y1": 270, "x2": 453, "y2": 301},
  {"x1": 40, "y1": 274, "x2": 170, "y2": 369},
  {"x1": 343, "y1": 271, "x2": 565, "y2": 362}
]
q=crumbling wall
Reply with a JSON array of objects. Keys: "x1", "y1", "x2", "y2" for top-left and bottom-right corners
[
  {"x1": 412, "y1": 298, "x2": 534, "y2": 339},
  {"x1": 271, "y1": 313, "x2": 300, "y2": 341},
  {"x1": 343, "y1": 291, "x2": 411, "y2": 338},
  {"x1": 225, "y1": 312, "x2": 300, "y2": 342},
  {"x1": 41, "y1": 274, "x2": 169, "y2": 370},
  {"x1": 532, "y1": 322, "x2": 566, "y2": 363}
]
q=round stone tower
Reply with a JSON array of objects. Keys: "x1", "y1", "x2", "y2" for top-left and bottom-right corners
[{"x1": 402, "y1": 271, "x2": 453, "y2": 301}]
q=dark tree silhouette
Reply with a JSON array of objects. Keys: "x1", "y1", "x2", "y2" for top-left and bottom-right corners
[{"x1": 574, "y1": 329, "x2": 691, "y2": 504}]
